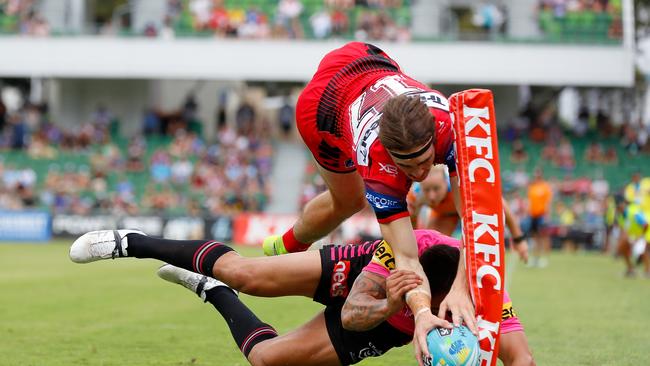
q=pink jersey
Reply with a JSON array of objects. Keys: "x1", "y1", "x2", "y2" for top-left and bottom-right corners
[
  {"x1": 348, "y1": 75, "x2": 456, "y2": 224},
  {"x1": 363, "y1": 229, "x2": 523, "y2": 336}
]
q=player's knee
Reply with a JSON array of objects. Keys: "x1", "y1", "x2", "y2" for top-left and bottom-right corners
[
  {"x1": 333, "y1": 194, "x2": 366, "y2": 217},
  {"x1": 216, "y1": 262, "x2": 264, "y2": 295},
  {"x1": 502, "y1": 350, "x2": 535, "y2": 366},
  {"x1": 247, "y1": 344, "x2": 283, "y2": 366}
]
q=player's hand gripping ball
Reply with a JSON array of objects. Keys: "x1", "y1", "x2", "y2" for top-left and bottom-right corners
[{"x1": 423, "y1": 325, "x2": 480, "y2": 366}]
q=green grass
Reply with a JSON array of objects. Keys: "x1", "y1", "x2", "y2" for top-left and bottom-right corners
[{"x1": 0, "y1": 241, "x2": 648, "y2": 365}]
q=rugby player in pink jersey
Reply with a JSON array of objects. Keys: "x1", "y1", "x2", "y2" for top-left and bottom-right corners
[
  {"x1": 70, "y1": 229, "x2": 535, "y2": 366},
  {"x1": 260, "y1": 42, "x2": 474, "y2": 355},
  {"x1": 407, "y1": 165, "x2": 529, "y2": 263}
]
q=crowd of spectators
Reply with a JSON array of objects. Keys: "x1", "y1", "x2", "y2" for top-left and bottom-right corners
[
  {"x1": 505, "y1": 167, "x2": 612, "y2": 252},
  {"x1": 0, "y1": 97, "x2": 273, "y2": 218},
  {"x1": 160, "y1": 0, "x2": 410, "y2": 41},
  {"x1": 0, "y1": 0, "x2": 49, "y2": 36},
  {"x1": 538, "y1": 0, "x2": 622, "y2": 40}
]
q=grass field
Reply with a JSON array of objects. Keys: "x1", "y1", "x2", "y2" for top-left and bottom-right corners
[{"x1": 1, "y1": 240, "x2": 649, "y2": 366}]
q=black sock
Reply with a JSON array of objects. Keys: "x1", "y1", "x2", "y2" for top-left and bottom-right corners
[
  {"x1": 205, "y1": 286, "x2": 278, "y2": 357},
  {"x1": 126, "y1": 234, "x2": 234, "y2": 276}
]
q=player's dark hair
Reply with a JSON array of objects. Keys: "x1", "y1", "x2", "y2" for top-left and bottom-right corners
[
  {"x1": 379, "y1": 95, "x2": 434, "y2": 154},
  {"x1": 419, "y1": 244, "x2": 459, "y2": 296}
]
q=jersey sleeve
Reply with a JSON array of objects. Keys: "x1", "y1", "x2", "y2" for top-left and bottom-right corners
[
  {"x1": 363, "y1": 145, "x2": 412, "y2": 223},
  {"x1": 431, "y1": 108, "x2": 457, "y2": 176},
  {"x1": 362, "y1": 240, "x2": 394, "y2": 277},
  {"x1": 365, "y1": 181, "x2": 410, "y2": 223}
]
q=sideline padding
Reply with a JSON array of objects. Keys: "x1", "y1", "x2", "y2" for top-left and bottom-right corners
[{"x1": 450, "y1": 89, "x2": 505, "y2": 366}]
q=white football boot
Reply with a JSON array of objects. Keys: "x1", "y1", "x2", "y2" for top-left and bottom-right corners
[
  {"x1": 69, "y1": 229, "x2": 144, "y2": 263},
  {"x1": 157, "y1": 264, "x2": 237, "y2": 301}
]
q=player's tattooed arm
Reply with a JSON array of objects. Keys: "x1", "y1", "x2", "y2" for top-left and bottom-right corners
[
  {"x1": 341, "y1": 271, "x2": 390, "y2": 331},
  {"x1": 341, "y1": 270, "x2": 422, "y2": 331}
]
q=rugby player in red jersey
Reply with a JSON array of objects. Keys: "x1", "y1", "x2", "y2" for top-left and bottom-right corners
[
  {"x1": 259, "y1": 42, "x2": 473, "y2": 358},
  {"x1": 70, "y1": 229, "x2": 535, "y2": 366}
]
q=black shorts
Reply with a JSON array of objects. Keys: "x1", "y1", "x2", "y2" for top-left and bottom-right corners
[
  {"x1": 529, "y1": 216, "x2": 546, "y2": 234},
  {"x1": 324, "y1": 304, "x2": 412, "y2": 365},
  {"x1": 314, "y1": 243, "x2": 412, "y2": 365},
  {"x1": 313, "y1": 242, "x2": 381, "y2": 307}
]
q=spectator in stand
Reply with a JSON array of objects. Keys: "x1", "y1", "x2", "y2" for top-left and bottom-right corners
[
  {"x1": 330, "y1": 6, "x2": 350, "y2": 37},
  {"x1": 160, "y1": 16, "x2": 176, "y2": 39},
  {"x1": 143, "y1": 22, "x2": 158, "y2": 37},
  {"x1": 310, "y1": 7, "x2": 332, "y2": 39},
  {"x1": 189, "y1": 0, "x2": 212, "y2": 30},
  {"x1": 126, "y1": 136, "x2": 146, "y2": 172},
  {"x1": 510, "y1": 139, "x2": 529, "y2": 164},
  {"x1": 236, "y1": 99, "x2": 256, "y2": 134},
  {"x1": 150, "y1": 149, "x2": 172, "y2": 183},
  {"x1": 171, "y1": 156, "x2": 194, "y2": 185},
  {"x1": 0, "y1": 97, "x2": 6, "y2": 132},
  {"x1": 278, "y1": 96, "x2": 294, "y2": 137},
  {"x1": 584, "y1": 142, "x2": 605, "y2": 162},
  {"x1": 276, "y1": 0, "x2": 304, "y2": 38},
  {"x1": 556, "y1": 137, "x2": 576, "y2": 173},
  {"x1": 527, "y1": 168, "x2": 554, "y2": 267},
  {"x1": 8, "y1": 113, "x2": 28, "y2": 150}
]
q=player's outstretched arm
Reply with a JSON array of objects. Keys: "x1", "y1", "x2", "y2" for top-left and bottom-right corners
[
  {"x1": 341, "y1": 269, "x2": 421, "y2": 331},
  {"x1": 503, "y1": 197, "x2": 529, "y2": 263},
  {"x1": 442, "y1": 175, "x2": 478, "y2": 334}
]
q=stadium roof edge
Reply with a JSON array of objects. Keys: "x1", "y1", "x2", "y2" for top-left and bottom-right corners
[{"x1": 0, "y1": 38, "x2": 634, "y2": 87}]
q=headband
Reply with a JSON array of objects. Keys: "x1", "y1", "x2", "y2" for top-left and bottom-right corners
[{"x1": 389, "y1": 136, "x2": 433, "y2": 160}]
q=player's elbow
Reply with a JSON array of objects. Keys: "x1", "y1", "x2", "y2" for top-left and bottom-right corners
[
  {"x1": 340, "y1": 305, "x2": 359, "y2": 331},
  {"x1": 340, "y1": 307, "x2": 353, "y2": 330},
  {"x1": 340, "y1": 304, "x2": 371, "y2": 331}
]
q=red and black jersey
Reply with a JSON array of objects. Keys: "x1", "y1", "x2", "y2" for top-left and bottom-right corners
[{"x1": 296, "y1": 42, "x2": 456, "y2": 223}]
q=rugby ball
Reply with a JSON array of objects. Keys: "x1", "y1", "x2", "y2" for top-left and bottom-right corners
[{"x1": 423, "y1": 326, "x2": 480, "y2": 366}]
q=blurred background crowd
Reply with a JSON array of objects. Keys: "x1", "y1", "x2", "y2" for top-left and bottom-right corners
[{"x1": 1, "y1": 0, "x2": 648, "y2": 275}]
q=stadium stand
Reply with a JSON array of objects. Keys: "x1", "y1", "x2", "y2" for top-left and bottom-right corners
[{"x1": 0, "y1": 102, "x2": 273, "y2": 217}]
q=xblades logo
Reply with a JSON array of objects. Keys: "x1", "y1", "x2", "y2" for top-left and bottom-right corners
[{"x1": 378, "y1": 162, "x2": 397, "y2": 176}]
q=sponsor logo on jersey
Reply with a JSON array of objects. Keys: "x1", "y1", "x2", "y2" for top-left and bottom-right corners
[
  {"x1": 330, "y1": 260, "x2": 351, "y2": 297},
  {"x1": 409, "y1": 91, "x2": 450, "y2": 112},
  {"x1": 378, "y1": 162, "x2": 398, "y2": 176},
  {"x1": 365, "y1": 190, "x2": 403, "y2": 212},
  {"x1": 501, "y1": 302, "x2": 516, "y2": 320},
  {"x1": 370, "y1": 241, "x2": 395, "y2": 271}
]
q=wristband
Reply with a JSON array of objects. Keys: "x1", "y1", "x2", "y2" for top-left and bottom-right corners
[
  {"x1": 414, "y1": 307, "x2": 431, "y2": 322},
  {"x1": 512, "y1": 235, "x2": 526, "y2": 244}
]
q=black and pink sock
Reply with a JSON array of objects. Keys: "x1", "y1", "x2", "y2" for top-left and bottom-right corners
[
  {"x1": 204, "y1": 286, "x2": 278, "y2": 357},
  {"x1": 126, "y1": 234, "x2": 234, "y2": 276}
]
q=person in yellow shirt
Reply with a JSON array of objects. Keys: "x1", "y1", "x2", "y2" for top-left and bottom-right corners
[
  {"x1": 615, "y1": 197, "x2": 650, "y2": 277},
  {"x1": 623, "y1": 172, "x2": 650, "y2": 211},
  {"x1": 527, "y1": 169, "x2": 553, "y2": 267}
]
